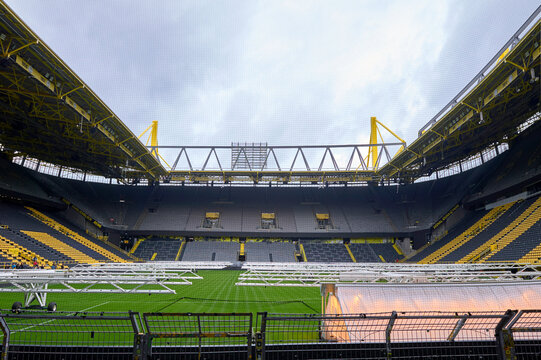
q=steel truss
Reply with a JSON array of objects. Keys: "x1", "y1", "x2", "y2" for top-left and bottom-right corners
[
  {"x1": 150, "y1": 143, "x2": 404, "y2": 184},
  {"x1": 0, "y1": 1, "x2": 167, "y2": 179},
  {"x1": 137, "y1": 12, "x2": 538, "y2": 185},
  {"x1": 379, "y1": 10, "x2": 541, "y2": 180},
  {"x1": 87, "y1": 261, "x2": 234, "y2": 270},
  {"x1": 235, "y1": 262, "x2": 541, "y2": 287},
  {"x1": 0, "y1": 263, "x2": 202, "y2": 307}
]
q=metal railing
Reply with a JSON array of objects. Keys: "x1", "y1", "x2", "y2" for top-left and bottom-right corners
[
  {"x1": 143, "y1": 312, "x2": 253, "y2": 359},
  {"x1": 0, "y1": 309, "x2": 539, "y2": 359},
  {"x1": 0, "y1": 310, "x2": 141, "y2": 359},
  {"x1": 504, "y1": 310, "x2": 541, "y2": 359}
]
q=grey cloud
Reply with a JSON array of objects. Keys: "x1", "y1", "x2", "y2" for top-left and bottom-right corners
[{"x1": 5, "y1": 0, "x2": 540, "y2": 167}]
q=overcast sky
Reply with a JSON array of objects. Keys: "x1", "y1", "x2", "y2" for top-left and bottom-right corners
[{"x1": 5, "y1": 0, "x2": 540, "y2": 167}]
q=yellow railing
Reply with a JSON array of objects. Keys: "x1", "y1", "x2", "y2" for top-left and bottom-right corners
[
  {"x1": 344, "y1": 243, "x2": 356, "y2": 263},
  {"x1": 239, "y1": 242, "x2": 245, "y2": 256},
  {"x1": 299, "y1": 244, "x2": 307, "y2": 262},
  {"x1": 392, "y1": 242, "x2": 403, "y2": 256},
  {"x1": 175, "y1": 240, "x2": 185, "y2": 261},
  {"x1": 130, "y1": 238, "x2": 144, "y2": 254}
]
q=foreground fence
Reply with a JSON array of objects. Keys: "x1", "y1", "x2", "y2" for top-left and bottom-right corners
[{"x1": 0, "y1": 310, "x2": 539, "y2": 359}]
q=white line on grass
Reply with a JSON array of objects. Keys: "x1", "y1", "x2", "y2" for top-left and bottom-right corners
[
  {"x1": 13, "y1": 301, "x2": 110, "y2": 333},
  {"x1": 78, "y1": 301, "x2": 110, "y2": 312}
]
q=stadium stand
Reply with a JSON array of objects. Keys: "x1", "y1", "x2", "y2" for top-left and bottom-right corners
[
  {"x1": 2, "y1": 139, "x2": 534, "y2": 239},
  {"x1": 0, "y1": 201, "x2": 134, "y2": 265},
  {"x1": 22, "y1": 230, "x2": 99, "y2": 264},
  {"x1": 490, "y1": 216, "x2": 541, "y2": 262},
  {"x1": 181, "y1": 240, "x2": 239, "y2": 262},
  {"x1": 0, "y1": 226, "x2": 75, "y2": 267},
  {"x1": 405, "y1": 194, "x2": 541, "y2": 264},
  {"x1": 518, "y1": 221, "x2": 541, "y2": 263},
  {"x1": 2, "y1": 134, "x2": 541, "y2": 266},
  {"x1": 440, "y1": 198, "x2": 535, "y2": 262},
  {"x1": 302, "y1": 242, "x2": 353, "y2": 263},
  {"x1": 418, "y1": 202, "x2": 516, "y2": 264},
  {"x1": 405, "y1": 209, "x2": 489, "y2": 263},
  {"x1": 0, "y1": 241, "x2": 14, "y2": 264},
  {"x1": 26, "y1": 207, "x2": 128, "y2": 263},
  {"x1": 347, "y1": 243, "x2": 379, "y2": 262},
  {"x1": 0, "y1": 202, "x2": 104, "y2": 261},
  {"x1": 244, "y1": 241, "x2": 296, "y2": 262},
  {"x1": 476, "y1": 195, "x2": 541, "y2": 262},
  {"x1": 369, "y1": 242, "x2": 403, "y2": 262},
  {"x1": 454, "y1": 195, "x2": 541, "y2": 263},
  {"x1": 132, "y1": 238, "x2": 183, "y2": 261},
  {"x1": 41, "y1": 210, "x2": 134, "y2": 262},
  {"x1": 4, "y1": 144, "x2": 541, "y2": 266},
  {"x1": 0, "y1": 232, "x2": 50, "y2": 267},
  {"x1": 20, "y1": 167, "x2": 482, "y2": 236}
]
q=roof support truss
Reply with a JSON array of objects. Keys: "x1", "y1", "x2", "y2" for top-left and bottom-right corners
[{"x1": 157, "y1": 143, "x2": 403, "y2": 184}]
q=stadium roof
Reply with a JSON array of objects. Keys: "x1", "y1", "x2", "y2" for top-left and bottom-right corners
[
  {"x1": 156, "y1": 8, "x2": 539, "y2": 185},
  {"x1": 377, "y1": 9, "x2": 541, "y2": 181},
  {"x1": 140, "y1": 8, "x2": 541, "y2": 184},
  {"x1": 0, "y1": 0, "x2": 167, "y2": 180},
  {"x1": 0, "y1": 1, "x2": 538, "y2": 184}
]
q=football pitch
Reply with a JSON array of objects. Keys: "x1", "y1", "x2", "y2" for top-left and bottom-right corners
[{"x1": 0, "y1": 270, "x2": 321, "y2": 315}]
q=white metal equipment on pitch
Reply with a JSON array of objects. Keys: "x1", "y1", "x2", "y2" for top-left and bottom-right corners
[
  {"x1": 0, "y1": 263, "x2": 202, "y2": 308},
  {"x1": 235, "y1": 262, "x2": 541, "y2": 286}
]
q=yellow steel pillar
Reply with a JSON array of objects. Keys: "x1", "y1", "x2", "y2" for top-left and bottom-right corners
[
  {"x1": 149, "y1": 120, "x2": 159, "y2": 159},
  {"x1": 139, "y1": 120, "x2": 170, "y2": 167},
  {"x1": 365, "y1": 116, "x2": 406, "y2": 170},
  {"x1": 150, "y1": 121, "x2": 158, "y2": 146},
  {"x1": 369, "y1": 116, "x2": 378, "y2": 169}
]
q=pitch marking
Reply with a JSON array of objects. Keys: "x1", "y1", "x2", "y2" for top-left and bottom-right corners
[{"x1": 13, "y1": 301, "x2": 111, "y2": 333}]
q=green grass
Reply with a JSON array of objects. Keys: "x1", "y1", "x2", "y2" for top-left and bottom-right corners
[
  {"x1": 0, "y1": 270, "x2": 323, "y2": 347},
  {"x1": 0, "y1": 270, "x2": 321, "y2": 316}
]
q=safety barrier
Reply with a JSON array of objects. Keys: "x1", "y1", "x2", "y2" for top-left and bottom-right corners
[
  {"x1": 0, "y1": 309, "x2": 539, "y2": 359},
  {"x1": 0, "y1": 310, "x2": 140, "y2": 359},
  {"x1": 143, "y1": 312, "x2": 253, "y2": 359}
]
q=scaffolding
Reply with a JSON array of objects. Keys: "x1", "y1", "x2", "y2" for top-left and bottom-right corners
[
  {"x1": 236, "y1": 262, "x2": 541, "y2": 286},
  {"x1": 0, "y1": 263, "x2": 202, "y2": 308}
]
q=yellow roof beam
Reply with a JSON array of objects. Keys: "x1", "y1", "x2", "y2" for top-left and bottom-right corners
[
  {"x1": 368, "y1": 117, "x2": 406, "y2": 170},
  {"x1": 5, "y1": 39, "x2": 38, "y2": 57},
  {"x1": 138, "y1": 121, "x2": 171, "y2": 170}
]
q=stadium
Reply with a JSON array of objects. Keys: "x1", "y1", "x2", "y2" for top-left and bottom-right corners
[{"x1": 0, "y1": 1, "x2": 539, "y2": 359}]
